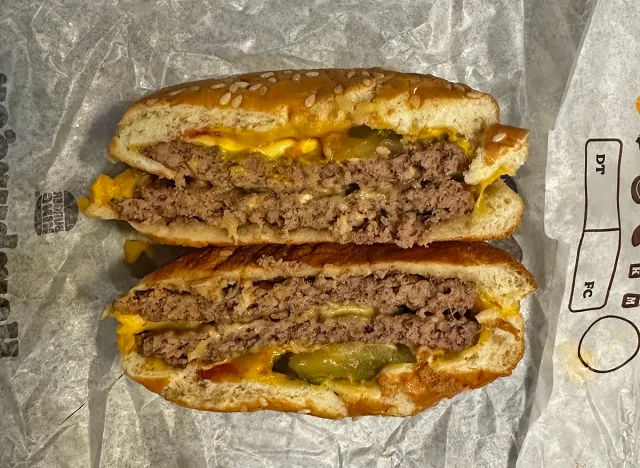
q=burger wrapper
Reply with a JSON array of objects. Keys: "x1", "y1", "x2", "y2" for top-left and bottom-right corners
[{"x1": 0, "y1": 0, "x2": 636, "y2": 466}]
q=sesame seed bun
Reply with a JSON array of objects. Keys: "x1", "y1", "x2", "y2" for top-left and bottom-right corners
[{"x1": 108, "y1": 68, "x2": 522, "y2": 186}]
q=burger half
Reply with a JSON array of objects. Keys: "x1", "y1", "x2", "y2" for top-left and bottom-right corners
[
  {"x1": 107, "y1": 242, "x2": 536, "y2": 418},
  {"x1": 81, "y1": 68, "x2": 528, "y2": 248}
]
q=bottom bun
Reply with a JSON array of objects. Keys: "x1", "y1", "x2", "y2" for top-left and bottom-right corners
[{"x1": 122, "y1": 307, "x2": 524, "y2": 418}]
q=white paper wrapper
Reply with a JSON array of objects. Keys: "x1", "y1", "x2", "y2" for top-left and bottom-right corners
[
  {"x1": 1, "y1": 0, "x2": 632, "y2": 466},
  {"x1": 518, "y1": 1, "x2": 640, "y2": 466}
]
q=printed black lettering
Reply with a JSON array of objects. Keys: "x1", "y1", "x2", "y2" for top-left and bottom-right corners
[
  {"x1": 42, "y1": 192, "x2": 53, "y2": 203},
  {"x1": 0, "y1": 234, "x2": 18, "y2": 249},
  {"x1": 0, "y1": 252, "x2": 8, "y2": 294},
  {"x1": 0, "y1": 162, "x2": 8, "y2": 188},
  {"x1": 0, "y1": 340, "x2": 18, "y2": 358},
  {"x1": 0, "y1": 72, "x2": 19, "y2": 359},
  {"x1": 595, "y1": 154, "x2": 606, "y2": 175},
  {"x1": 0, "y1": 322, "x2": 18, "y2": 339},
  {"x1": 0, "y1": 297, "x2": 9, "y2": 321},
  {"x1": 583, "y1": 281, "x2": 595, "y2": 298},
  {"x1": 0, "y1": 252, "x2": 8, "y2": 279},
  {"x1": 622, "y1": 294, "x2": 640, "y2": 308}
]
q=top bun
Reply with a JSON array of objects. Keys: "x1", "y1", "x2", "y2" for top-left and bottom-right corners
[{"x1": 108, "y1": 68, "x2": 502, "y2": 180}]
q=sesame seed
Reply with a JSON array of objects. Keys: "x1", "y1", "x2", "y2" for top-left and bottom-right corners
[
  {"x1": 362, "y1": 78, "x2": 372, "y2": 85},
  {"x1": 443, "y1": 82, "x2": 452, "y2": 90},
  {"x1": 292, "y1": 73, "x2": 301, "y2": 82},
  {"x1": 249, "y1": 83, "x2": 262, "y2": 91},
  {"x1": 268, "y1": 77, "x2": 277, "y2": 83},
  {"x1": 410, "y1": 94, "x2": 421, "y2": 108},
  {"x1": 466, "y1": 91, "x2": 482, "y2": 98},
  {"x1": 188, "y1": 85, "x2": 200, "y2": 92},
  {"x1": 305, "y1": 94, "x2": 316, "y2": 107},
  {"x1": 219, "y1": 92, "x2": 231, "y2": 105},
  {"x1": 259, "y1": 86, "x2": 268, "y2": 95},
  {"x1": 347, "y1": 71, "x2": 356, "y2": 78},
  {"x1": 229, "y1": 83, "x2": 238, "y2": 93},
  {"x1": 375, "y1": 146, "x2": 391, "y2": 156},
  {"x1": 146, "y1": 98, "x2": 158, "y2": 105},
  {"x1": 453, "y1": 83, "x2": 466, "y2": 91},
  {"x1": 373, "y1": 72, "x2": 384, "y2": 78},
  {"x1": 167, "y1": 89, "x2": 183, "y2": 96},
  {"x1": 235, "y1": 81, "x2": 249, "y2": 88},
  {"x1": 210, "y1": 83, "x2": 225, "y2": 90},
  {"x1": 219, "y1": 249, "x2": 233, "y2": 257},
  {"x1": 297, "y1": 409, "x2": 311, "y2": 414},
  {"x1": 240, "y1": 404, "x2": 249, "y2": 412},
  {"x1": 333, "y1": 85, "x2": 344, "y2": 94},
  {"x1": 231, "y1": 94, "x2": 243, "y2": 107},
  {"x1": 492, "y1": 132, "x2": 507, "y2": 143},
  {"x1": 259, "y1": 398, "x2": 268, "y2": 407},
  {"x1": 361, "y1": 71, "x2": 370, "y2": 77},
  {"x1": 260, "y1": 72, "x2": 274, "y2": 77},
  {"x1": 306, "y1": 71, "x2": 319, "y2": 77},
  {"x1": 283, "y1": 70, "x2": 293, "y2": 74}
]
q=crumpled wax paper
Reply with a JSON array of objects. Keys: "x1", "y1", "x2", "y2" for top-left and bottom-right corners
[{"x1": 3, "y1": 0, "x2": 631, "y2": 466}]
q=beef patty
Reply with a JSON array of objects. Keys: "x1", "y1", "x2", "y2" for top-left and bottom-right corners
[
  {"x1": 136, "y1": 313, "x2": 480, "y2": 367},
  {"x1": 141, "y1": 140, "x2": 467, "y2": 191},
  {"x1": 112, "y1": 139, "x2": 473, "y2": 247},
  {"x1": 113, "y1": 179, "x2": 472, "y2": 247},
  {"x1": 122, "y1": 273, "x2": 480, "y2": 367},
  {"x1": 115, "y1": 274, "x2": 476, "y2": 324}
]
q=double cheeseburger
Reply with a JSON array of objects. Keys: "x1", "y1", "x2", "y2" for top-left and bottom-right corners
[
  {"x1": 81, "y1": 68, "x2": 528, "y2": 247},
  {"x1": 107, "y1": 242, "x2": 535, "y2": 418}
]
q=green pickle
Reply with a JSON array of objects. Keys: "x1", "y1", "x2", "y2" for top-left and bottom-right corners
[
  {"x1": 332, "y1": 128, "x2": 403, "y2": 161},
  {"x1": 273, "y1": 343, "x2": 416, "y2": 384}
]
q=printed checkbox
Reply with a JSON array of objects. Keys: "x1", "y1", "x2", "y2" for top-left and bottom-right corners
[{"x1": 622, "y1": 293, "x2": 640, "y2": 308}]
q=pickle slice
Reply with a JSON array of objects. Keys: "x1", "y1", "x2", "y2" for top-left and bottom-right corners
[
  {"x1": 273, "y1": 343, "x2": 416, "y2": 384},
  {"x1": 324, "y1": 127, "x2": 403, "y2": 161}
]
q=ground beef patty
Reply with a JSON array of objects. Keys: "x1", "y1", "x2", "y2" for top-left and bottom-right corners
[
  {"x1": 141, "y1": 140, "x2": 467, "y2": 191},
  {"x1": 116, "y1": 274, "x2": 476, "y2": 323},
  {"x1": 112, "y1": 179, "x2": 473, "y2": 247},
  {"x1": 136, "y1": 313, "x2": 480, "y2": 367}
]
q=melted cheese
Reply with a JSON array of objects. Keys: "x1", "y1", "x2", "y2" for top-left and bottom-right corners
[
  {"x1": 142, "y1": 357, "x2": 172, "y2": 371},
  {"x1": 418, "y1": 127, "x2": 471, "y2": 156},
  {"x1": 319, "y1": 304, "x2": 375, "y2": 318},
  {"x1": 196, "y1": 349, "x2": 296, "y2": 386},
  {"x1": 473, "y1": 167, "x2": 511, "y2": 215},
  {"x1": 123, "y1": 240, "x2": 152, "y2": 263},
  {"x1": 81, "y1": 168, "x2": 145, "y2": 209},
  {"x1": 475, "y1": 291, "x2": 520, "y2": 316},
  {"x1": 113, "y1": 312, "x2": 201, "y2": 354},
  {"x1": 185, "y1": 135, "x2": 322, "y2": 160},
  {"x1": 182, "y1": 127, "x2": 469, "y2": 161}
]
